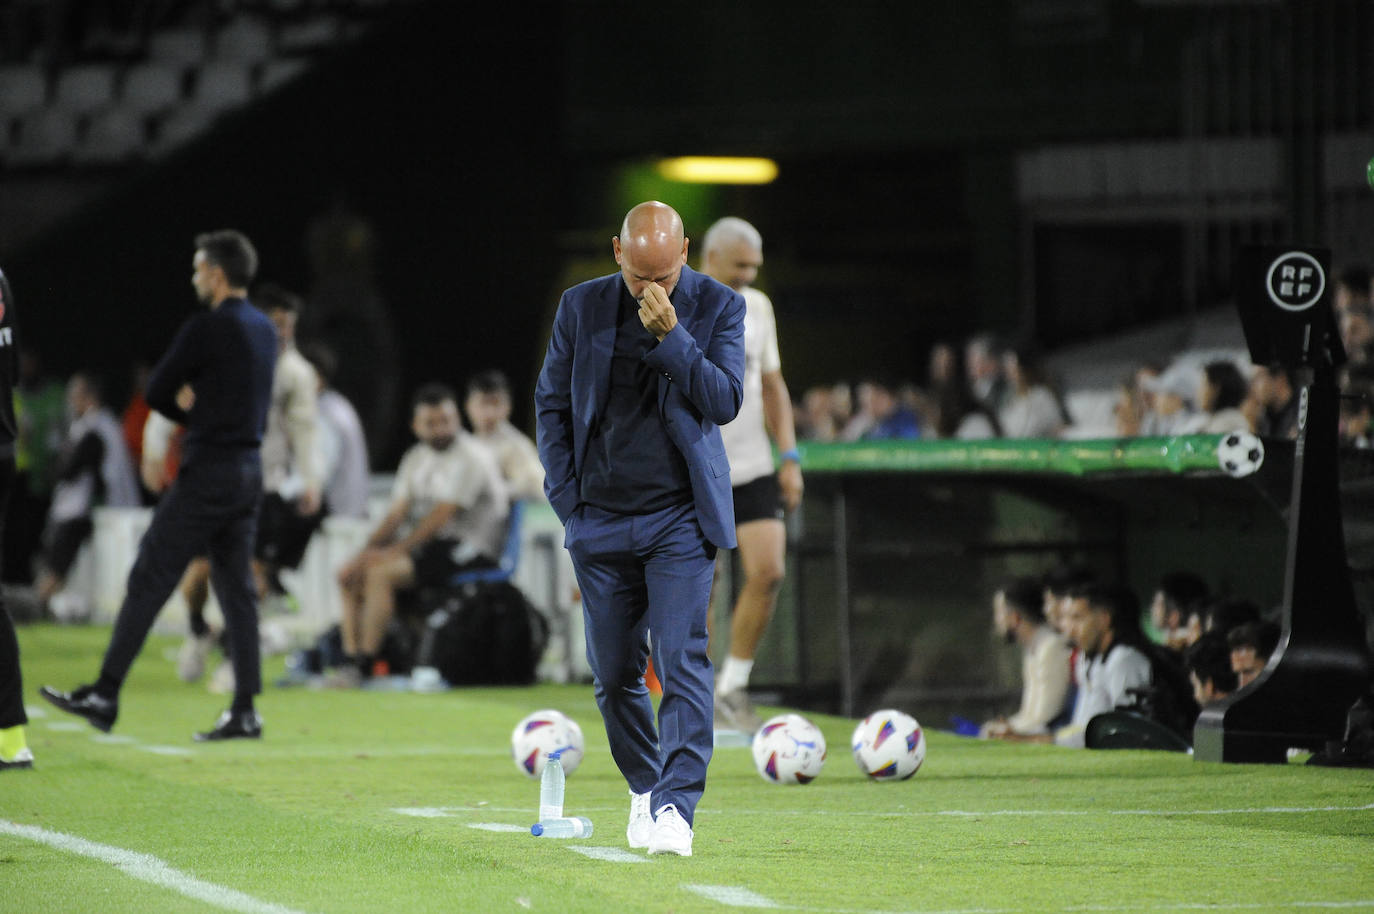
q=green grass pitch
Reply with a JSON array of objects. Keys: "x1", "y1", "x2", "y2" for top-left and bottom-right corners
[{"x1": 5, "y1": 623, "x2": 1373, "y2": 913}]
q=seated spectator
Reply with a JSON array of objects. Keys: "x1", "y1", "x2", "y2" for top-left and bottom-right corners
[
  {"x1": 929, "y1": 342, "x2": 999, "y2": 439},
  {"x1": 301, "y1": 343, "x2": 370, "y2": 520},
  {"x1": 839, "y1": 380, "x2": 877, "y2": 441},
  {"x1": 797, "y1": 386, "x2": 839, "y2": 442},
  {"x1": 1340, "y1": 306, "x2": 1374, "y2": 367},
  {"x1": 331, "y1": 384, "x2": 508, "y2": 687},
  {"x1": 1149, "y1": 570, "x2": 1210, "y2": 654},
  {"x1": 1339, "y1": 379, "x2": 1373, "y2": 448},
  {"x1": 36, "y1": 373, "x2": 140, "y2": 615},
  {"x1": 1141, "y1": 363, "x2": 1200, "y2": 435},
  {"x1": 1228, "y1": 619, "x2": 1281, "y2": 688},
  {"x1": 1185, "y1": 631, "x2": 1238, "y2": 705},
  {"x1": 1194, "y1": 360, "x2": 1254, "y2": 434},
  {"x1": 965, "y1": 334, "x2": 1009, "y2": 415},
  {"x1": 1204, "y1": 596, "x2": 1262, "y2": 638},
  {"x1": 980, "y1": 576, "x2": 1072, "y2": 740},
  {"x1": 1335, "y1": 265, "x2": 1372, "y2": 317},
  {"x1": 463, "y1": 369, "x2": 544, "y2": 502},
  {"x1": 861, "y1": 379, "x2": 921, "y2": 440},
  {"x1": 998, "y1": 344, "x2": 1064, "y2": 438},
  {"x1": 1133, "y1": 362, "x2": 1165, "y2": 435},
  {"x1": 1249, "y1": 364, "x2": 1299, "y2": 439},
  {"x1": 1113, "y1": 375, "x2": 1144, "y2": 437},
  {"x1": 1052, "y1": 583, "x2": 1153, "y2": 748}
]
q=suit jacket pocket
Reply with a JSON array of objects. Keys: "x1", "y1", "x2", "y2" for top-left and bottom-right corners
[{"x1": 708, "y1": 453, "x2": 730, "y2": 478}]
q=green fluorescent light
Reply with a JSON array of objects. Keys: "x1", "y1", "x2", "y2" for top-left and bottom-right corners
[{"x1": 656, "y1": 156, "x2": 779, "y2": 185}]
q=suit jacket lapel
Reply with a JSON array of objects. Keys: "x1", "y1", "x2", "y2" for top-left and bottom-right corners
[{"x1": 588, "y1": 275, "x2": 619, "y2": 423}]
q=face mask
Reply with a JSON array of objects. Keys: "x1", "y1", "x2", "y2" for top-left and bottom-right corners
[{"x1": 428, "y1": 435, "x2": 456, "y2": 452}]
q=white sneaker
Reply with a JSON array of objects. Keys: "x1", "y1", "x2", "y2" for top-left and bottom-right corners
[
  {"x1": 177, "y1": 631, "x2": 216, "y2": 683},
  {"x1": 647, "y1": 804, "x2": 693, "y2": 857},
  {"x1": 626, "y1": 790, "x2": 653, "y2": 848}
]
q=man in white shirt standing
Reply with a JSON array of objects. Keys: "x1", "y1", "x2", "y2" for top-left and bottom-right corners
[
  {"x1": 333, "y1": 383, "x2": 507, "y2": 686},
  {"x1": 699, "y1": 217, "x2": 803, "y2": 733},
  {"x1": 463, "y1": 370, "x2": 544, "y2": 502},
  {"x1": 981, "y1": 577, "x2": 1072, "y2": 739},
  {"x1": 1054, "y1": 583, "x2": 1153, "y2": 748}
]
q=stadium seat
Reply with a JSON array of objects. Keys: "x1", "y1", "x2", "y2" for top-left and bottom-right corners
[
  {"x1": 149, "y1": 28, "x2": 208, "y2": 65},
  {"x1": 73, "y1": 108, "x2": 146, "y2": 165},
  {"x1": 121, "y1": 63, "x2": 185, "y2": 118},
  {"x1": 215, "y1": 17, "x2": 274, "y2": 63},
  {"x1": 0, "y1": 65, "x2": 48, "y2": 119},
  {"x1": 52, "y1": 64, "x2": 117, "y2": 116},
  {"x1": 194, "y1": 61, "x2": 253, "y2": 108},
  {"x1": 7, "y1": 109, "x2": 78, "y2": 167},
  {"x1": 151, "y1": 105, "x2": 219, "y2": 157},
  {"x1": 449, "y1": 500, "x2": 525, "y2": 588},
  {"x1": 277, "y1": 16, "x2": 342, "y2": 55},
  {"x1": 257, "y1": 58, "x2": 308, "y2": 94}
]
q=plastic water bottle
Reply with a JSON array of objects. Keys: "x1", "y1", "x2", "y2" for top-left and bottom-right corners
[
  {"x1": 531, "y1": 816, "x2": 594, "y2": 838},
  {"x1": 538, "y1": 749, "x2": 565, "y2": 821}
]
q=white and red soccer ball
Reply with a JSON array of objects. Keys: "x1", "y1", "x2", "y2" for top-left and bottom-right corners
[
  {"x1": 851, "y1": 709, "x2": 926, "y2": 780},
  {"x1": 511, "y1": 709, "x2": 585, "y2": 779},
  {"x1": 752, "y1": 713, "x2": 827, "y2": 785}
]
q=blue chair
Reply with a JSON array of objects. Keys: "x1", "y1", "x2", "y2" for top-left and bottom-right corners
[{"x1": 449, "y1": 499, "x2": 524, "y2": 588}]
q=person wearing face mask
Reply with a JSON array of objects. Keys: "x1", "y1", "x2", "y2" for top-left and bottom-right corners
[{"x1": 330, "y1": 383, "x2": 507, "y2": 687}]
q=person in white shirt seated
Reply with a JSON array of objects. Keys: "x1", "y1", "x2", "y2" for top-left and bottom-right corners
[
  {"x1": 981, "y1": 577, "x2": 1072, "y2": 740},
  {"x1": 1052, "y1": 583, "x2": 1153, "y2": 748},
  {"x1": 462, "y1": 370, "x2": 544, "y2": 503},
  {"x1": 332, "y1": 384, "x2": 507, "y2": 686}
]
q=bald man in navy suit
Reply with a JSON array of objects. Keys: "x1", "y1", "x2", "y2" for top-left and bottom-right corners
[{"x1": 536, "y1": 201, "x2": 744, "y2": 856}]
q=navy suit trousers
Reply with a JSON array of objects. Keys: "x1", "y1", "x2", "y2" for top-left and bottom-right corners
[
  {"x1": 566, "y1": 501, "x2": 716, "y2": 826},
  {"x1": 100, "y1": 453, "x2": 263, "y2": 696}
]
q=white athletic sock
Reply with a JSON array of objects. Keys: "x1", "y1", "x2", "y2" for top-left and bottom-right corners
[{"x1": 717, "y1": 657, "x2": 754, "y2": 695}]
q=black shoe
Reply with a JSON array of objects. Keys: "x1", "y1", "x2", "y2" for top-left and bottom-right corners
[
  {"x1": 39, "y1": 685, "x2": 118, "y2": 733},
  {"x1": 194, "y1": 709, "x2": 262, "y2": 742}
]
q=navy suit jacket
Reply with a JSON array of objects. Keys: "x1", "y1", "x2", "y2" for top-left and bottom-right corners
[{"x1": 535, "y1": 264, "x2": 746, "y2": 549}]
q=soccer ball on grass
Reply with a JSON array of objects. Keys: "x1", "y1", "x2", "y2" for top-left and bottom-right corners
[
  {"x1": 751, "y1": 713, "x2": 827, "y2": 785},
  {"x1": 851, "y1": 709, "x2": 926, "y2": 780},
  {"x1": 511, "y1": 709, "x2": 584, "y2": 778}
]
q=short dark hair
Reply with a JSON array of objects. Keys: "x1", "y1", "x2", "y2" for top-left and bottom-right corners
[
  {"x1": 1044, "y1": 564, "x2": 1096, "y2": 599},
  {"x1": 300, "y1": 342, "x2": 338, "y2": 385},
  {"x1": 412, "y1": 382, "x2": 457, "y2": 412},
  {"x1": 1157, "y1": 571, "x2": 1209, "y2": 616},
  {"x1": 1205, "y1": 597, "x2": 1261, "y2": 636},
  {"x1": 194, "y1": 229, "x2": 258, "y2": 288},
  {"x1": 1338, "y1": 266, "x2": 1371, "y2": 294},
  {"x1": 998, "y1": 576, "x2": 1046, "y2": 623},
  {"x1": 1226, "y1": 620, "x2": 1281, "y2": 660},
  {"x1": 1185, "y1": 632, "x2": 1238, "y2": 694},
  {"x1": 466, "y1": 369, "x2": 511, "y2": 398},
  {"x1": 1203, "y1": 361, "x2": 1249, "y2": 411},
  {"x1": 253, "y1": 282, "x2": 303, "y2": 316},
  {"x1": 1073, "y1": 582, "x2": 1145, "y2": 647}
]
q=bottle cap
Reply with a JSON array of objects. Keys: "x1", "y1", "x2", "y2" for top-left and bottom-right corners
[{"x1": 530, "y1": 823, "x2": 544, "y2": 836}]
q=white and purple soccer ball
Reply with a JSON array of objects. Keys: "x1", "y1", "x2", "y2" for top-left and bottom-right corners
[
  {"x1": 751, "y1": 713, "x2": 827, "y2": 785},
  {"x1": 511, "y1": 709, "x2": 584, "y2": 779},
  {"x1": 851, "y1": 709, "x2": 926, "y2": 781}
]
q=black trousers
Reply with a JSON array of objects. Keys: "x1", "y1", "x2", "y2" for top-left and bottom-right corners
[
  {"x1": 100, "y1": 452, "x2": 264, "y2": 697},
  {"x1": 0, "y1": 452, "x2": 24, "y2": 729}
]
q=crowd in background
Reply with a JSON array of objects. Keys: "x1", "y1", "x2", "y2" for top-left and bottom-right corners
[{"x1": 795, "y1": 265, "x2": 1374, "y2": 448}]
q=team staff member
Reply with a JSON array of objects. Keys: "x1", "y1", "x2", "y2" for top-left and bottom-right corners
[
  {"x1": 0, "y1": 267, "x2": 31, "y2": 770},
  {"x1": 699, "y1": 217, "x2": 803, "y2": 734},
  {"x1": 42, "y1": 230, "x2": 278, "y2": 741},
  {"x1": 536, "y1": 201, "x2": 745, "y2": 856}
]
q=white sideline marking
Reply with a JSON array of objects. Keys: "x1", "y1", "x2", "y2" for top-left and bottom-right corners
[
  {"x1": 0, "y1": 820, "x2": 311, "y2": 914},
  {"x1": 141, "y1": 745, "x2": 194, "y2": 756},
  {"x1": 467, "y1": 823, "x2": 528, "y2": 833},
  {"x1": 569, "y1": 846, "x2": 648, "y2": 864},
  {"x1": 90, "y1": 733, "x2": 136, "y2": 744},
  {"x1": 684, "y1": 884, "x2": 782, "y2": 908},
  {"x1": 44, "y1": 720, "x2": 86, "y2": 732},
  {"x1": 24, "y1": 704, "x2": 46, "y2": 718}
]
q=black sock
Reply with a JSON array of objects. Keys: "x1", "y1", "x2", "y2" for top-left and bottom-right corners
[
  {"x1": 188, "y1": 609, "x2": 209, "y2": 638},
  {"x1": 93, "y1": 673, "x2": 121, "y2": 701},
  {"x1": 230, "y1": 692, "x2": 254, "y2": 715},
  {"x1": 356, "y1": 654, "x2": 374, "y2": 678}
]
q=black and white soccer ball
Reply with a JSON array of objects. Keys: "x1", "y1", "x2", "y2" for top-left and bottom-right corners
[{"x1": 1216, "y1": 431, "x2": 1264, "y2": 478}]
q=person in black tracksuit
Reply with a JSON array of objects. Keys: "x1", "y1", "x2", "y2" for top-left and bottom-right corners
[
  {"x1": 0, "y1": 267, "x2": 31, "y2": 769},
  {"x1": 41, "y1": 230, "x2": 279, "y2": 741}
]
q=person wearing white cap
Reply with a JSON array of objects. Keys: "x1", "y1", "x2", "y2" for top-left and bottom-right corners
[{"x1": 1140, "y1": 364, "x2": 1200, "y2": 435}]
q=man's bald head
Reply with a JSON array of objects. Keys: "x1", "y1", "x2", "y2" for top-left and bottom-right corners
[{"x1": 613, "y1": 201, "x2": 690, "y2": 300}]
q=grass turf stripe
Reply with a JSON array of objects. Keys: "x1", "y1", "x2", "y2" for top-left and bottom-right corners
[{"x1": 0, "y1": 820, "x2": 311, "y2": 914}]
